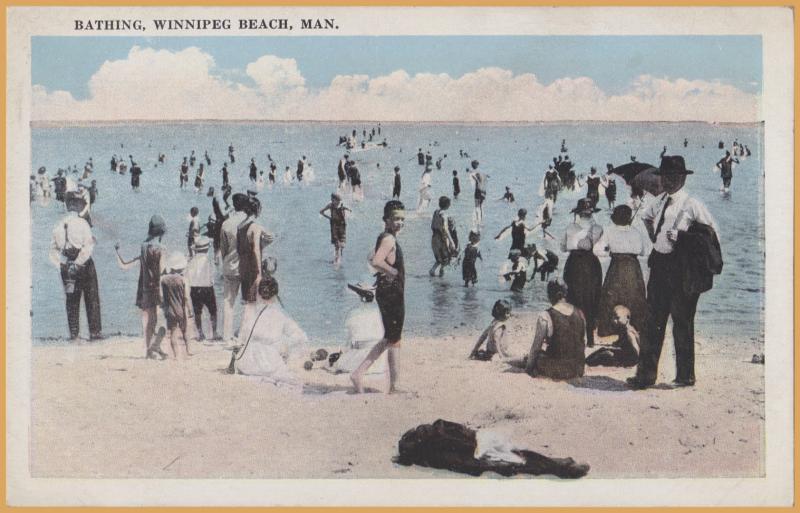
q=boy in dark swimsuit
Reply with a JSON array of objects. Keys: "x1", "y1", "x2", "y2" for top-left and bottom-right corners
[{"x1": 351, "y1": 200, "x2": 406, "y2": 394}]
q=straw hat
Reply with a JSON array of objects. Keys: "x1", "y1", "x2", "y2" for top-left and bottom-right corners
[{"x1": 166, "y1": 252, "x2": 187, "y2": 272}]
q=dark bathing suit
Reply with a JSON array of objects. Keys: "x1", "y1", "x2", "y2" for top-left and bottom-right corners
[
  {"x1": 375, "y1": 232, "x2": 405, "y2": 343},
  {"x1": 330, "y1": 205, "x2": 347, "y2": 245},
  {"x1": 237, "y1": 219, "x2": 259, "y2": 302}
]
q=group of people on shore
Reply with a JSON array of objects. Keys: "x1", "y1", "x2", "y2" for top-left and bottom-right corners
[
  {"x1": 42, "y1": 132, "x2": 728, "y2": 393},
  {"x1": 468, "y1": 153, "x2": 722, "y2": 390}
]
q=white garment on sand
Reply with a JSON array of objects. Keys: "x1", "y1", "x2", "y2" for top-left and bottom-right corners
[
  {"x1": 475, "y1": 429, "x2": 525, "y2": 464},
  {"x1": 332, "y1": 303, "x2": 387, "y2": 375},
  {"x1": 235, "y1": 303, "x2": 309, "y2": 385}
]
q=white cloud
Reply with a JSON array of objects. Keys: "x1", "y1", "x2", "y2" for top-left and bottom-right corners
[{"x1": 32, "y1": 46, "x2": 760, "y2": 122}]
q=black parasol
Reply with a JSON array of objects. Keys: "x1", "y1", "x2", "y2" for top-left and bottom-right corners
[{"x1": 609, "y1": 162, "x2": 663, "y2": 196}]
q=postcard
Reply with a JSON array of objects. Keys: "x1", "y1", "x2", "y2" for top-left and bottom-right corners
[{"x1": 5, "y1": 5, "x2": 794, "y2": 507}]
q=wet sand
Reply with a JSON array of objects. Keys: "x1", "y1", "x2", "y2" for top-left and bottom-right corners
[{"x1": 31, "y1": 314, "x2": 764, "y2": 479}]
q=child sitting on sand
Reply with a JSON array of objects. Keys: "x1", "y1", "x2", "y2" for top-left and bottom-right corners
[
  {"x1": 161, "y1": 252, "x2": 193, "y2": 359},
  {"x1": 585, "y1": 305, "x2": 639, "y2": 368},
  {"x1": 469, "y1": 300, "x2": 512, "y2": 361}
]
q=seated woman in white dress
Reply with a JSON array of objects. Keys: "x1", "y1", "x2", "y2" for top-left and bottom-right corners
[{"x1": 233, "y1": 276, "x2": 309, "y2": 387}]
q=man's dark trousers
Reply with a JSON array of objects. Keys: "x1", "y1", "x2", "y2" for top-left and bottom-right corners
[
  {"x1": 60, "y1": 258, "x2": 102, "y2": 338},
  {"x1": 636, "y1": 250, "x2": 699, "y2": 384}
]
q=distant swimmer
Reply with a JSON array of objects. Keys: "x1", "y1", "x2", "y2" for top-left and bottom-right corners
[
  {"x1": 221, "y1": 162, "x2": 229, "y2": 188},
  {"x1": 543, "y1": 165, "x2": 561, "y2": 202},
  {"x1": 204, "y1": 150, "x2": 211, "y2": 166},
  {"x1": 189, "y1": 150, "x2": 196, "y2": 168},
  {"x1": 417, "y1": 167, "x2": 433, "y2": 212},
  {"x1": 228, "y1": 144, "x2": 235, "y2": 163},
  {"x1": 180, "y1": 157, "x2": 189, "y2": 189},
  {"x1": 417, "y1": 148, "x2": 425, "y2": 166},
  {"x1": 249, "y1": 158, "x2": 258, "y2": 182},
  {"x1": 452, "y1": 170, "x2": 460, "y2": 199},
  {"x1": 338, "y1": 154, "x2": 349, "y2": 191},
  {"x1": 498, "y1": 186, "x2": 515, "y2": 203},
  {"x1": 683, "y1": 138, "x2": 688, "y2": 148},
  {"x1": 716, "y1": 150, "x2": 739, "y2": 194},
  {"x1": 393, "y1": 166, "x2": 402, "y2": 199},
  {"x1": 297, "y1": 155, "x2": 306, "y2": 182},
  {"x1": 469, "y1": 160, "x2": 489, "y2": 225},
  {"x1": 269, "y1": 162, "x2": 277, "y2": 186},
  {"x1": 320, "y1": 192, "x2": 352, "y2": 268},
  {"x1": 350, "y1": 165, "x2": 363, "y2": 201},
  {"x1": 194, "y1": 163, "x2": 205, "y2": 193},
  {"x1": 130, "y1": 157, "x2": 142, "y2": 191}
]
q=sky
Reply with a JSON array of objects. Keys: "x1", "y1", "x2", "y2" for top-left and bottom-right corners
[{"x1": 31, "y1": 36, "x2": 762, "y2": 122}]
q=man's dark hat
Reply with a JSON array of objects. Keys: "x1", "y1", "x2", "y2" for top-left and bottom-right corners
[
  {"x1": 655, "y1": 155, "x2": 694, "y2": 175},
  {"x1": 571, "y1": 198, "x2": 601, "y2": 215}
]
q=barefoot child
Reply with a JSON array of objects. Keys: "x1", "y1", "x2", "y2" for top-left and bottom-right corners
[
  {"x1": 161, "y1": 252, "x2": 193, "y2": 359},
  {"x1": 351, "y1": 200, "x2": 406, "y2": 394},
  {"x1": 469, "y1": 299, "x2": 512, "y2": 361}
]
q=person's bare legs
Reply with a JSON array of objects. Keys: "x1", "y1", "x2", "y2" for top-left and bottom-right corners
[
  {"x1": 350, "y1": 339, "x2": 390, "y2": 393},
  {"x1": 222, "y1": 276, "x2": 240, "y2": 342},
  {"x1": 177, "y1": 327, "x2": 190, "y2": 359},
  {"x1": 142, "y1": 307, "x2": 157, "y2": 357},
  {"x1": 387, "y1": 345, "x2": 400, "y2": 393},
  {"x1": 167, "y1": 328, "x2": 179, "y2": 359}
]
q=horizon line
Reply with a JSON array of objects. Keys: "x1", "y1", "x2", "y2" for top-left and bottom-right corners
[{"x1": 31, "y1": 119, "x2": 764, "y2": 127}]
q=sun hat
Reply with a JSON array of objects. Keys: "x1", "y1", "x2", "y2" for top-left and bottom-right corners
[{"x1": 148, "y1": 215, "x2": 166, "y2": 237}]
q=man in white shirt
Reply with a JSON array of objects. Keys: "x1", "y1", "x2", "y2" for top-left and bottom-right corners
[
  {"x1": 48, "y1": 192, "x2": 102, "y2": 341},
  {"x1": 219, "y1": 193, "x2": 249, "y2": 342},
  {"x1": 628, "y1": 156, "x2": 718, "y2": 389}
]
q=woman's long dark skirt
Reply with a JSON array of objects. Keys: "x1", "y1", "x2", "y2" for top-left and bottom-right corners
[
  {"x1": 596, "y1": 253, "x2": 647, "y2": 337},
  {"x1": 563, "y1": 249, "x2": 602, "y2": 347}
]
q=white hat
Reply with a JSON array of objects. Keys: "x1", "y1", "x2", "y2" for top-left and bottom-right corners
[{"x1": 167, "y1": 252, "x2": 187, "y2": 272}]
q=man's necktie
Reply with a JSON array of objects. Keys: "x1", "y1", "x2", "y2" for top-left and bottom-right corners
[{"x1": 654, "y1": 195, "x2": 672, "y2": 239}]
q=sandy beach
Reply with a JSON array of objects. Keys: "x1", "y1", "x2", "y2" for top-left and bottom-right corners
[{"x1": 30, "y1": 313, "x2": 764, "y2": 480}]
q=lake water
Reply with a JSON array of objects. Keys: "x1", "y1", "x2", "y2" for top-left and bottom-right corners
[{"x1": 30, "y1": 121, "x2": 764, "y2": 354}]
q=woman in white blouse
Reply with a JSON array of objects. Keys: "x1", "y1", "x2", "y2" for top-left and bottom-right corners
[
  {"x1": 561, "y1": 198, "x2": 603, "y2": 347},
  {"x1": 593, "y1": 205, "x2": 647, "y2": 338}
]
